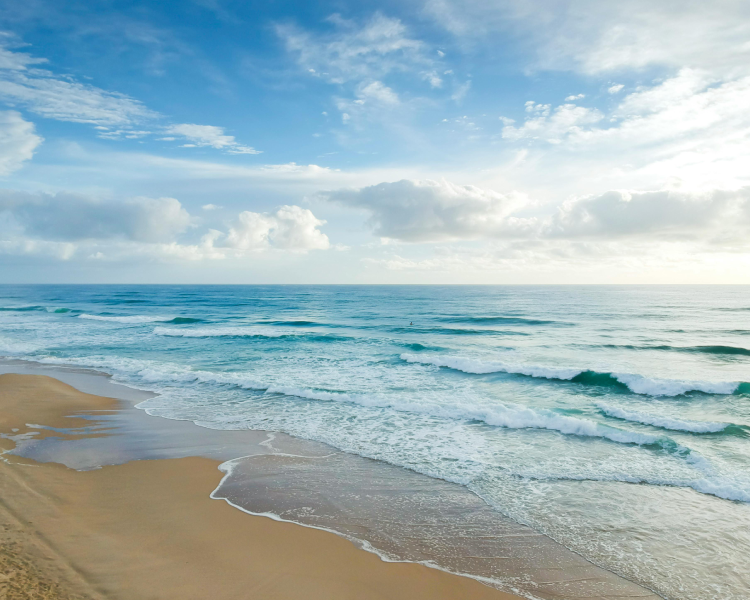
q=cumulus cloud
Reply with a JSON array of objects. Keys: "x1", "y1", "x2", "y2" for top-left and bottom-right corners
[
  {"x1": 0, "y1": 189, "x2": 330, "y2": 260},
  {"x1": 223, "y1": 205, "x2": 329, "y2": 251},
  {"x1": 277, "y1": 13, "x2": 432, "y2": 85},
  {"x1": 0, "y1": 110, "x2": 42, "y2": 175},
  {"x1": 323, "y1": 178, "x2": 531, "y2": 242},
  {"x1": 0, "y1": 191, "x2": 191, "y2": 242},
  {"x1": 324, "y1": 178, "x2": 750, "y2": 245},
  {"x1": 164, "y1": 124, "x2": 261, "y2": 154},
  {"x1": 548, "y1": 188, "x2": 750, "y2": 239}
]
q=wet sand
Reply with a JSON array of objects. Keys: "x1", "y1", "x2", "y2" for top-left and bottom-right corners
[{"x1": 0, "y1": 374, "x2": 518, "y2": 600}]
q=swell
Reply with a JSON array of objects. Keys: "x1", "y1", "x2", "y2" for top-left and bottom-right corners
[
  {"x1": 0, "y1": 305, "x2": 81, "y2": 315},
  {"x1": 437, "y1": 315, "x2": 567, "y2": 326},
  {"x1": 79, "y1": 314, "x2": 202, "y2": 324},
  {"x1": 388, "y1": 326, "x2": 530, "y2": 337},
  {"x1": 595, "y1": 403, "x2": 737, "y2": 434},
  {"x1": 400, "y1": 353, "x2": 748, "y2": 397},
  {"x1": 598, "y1": 344, "x2": 750, "y2": 357},
  {"x1": 152, "y1": 326, "x2": 354, "y2": 342}
]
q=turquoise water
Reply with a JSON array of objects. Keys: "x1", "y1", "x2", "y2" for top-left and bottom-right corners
[{"x1": 1, "y1": 285, "x2": 749, "y2": 599}]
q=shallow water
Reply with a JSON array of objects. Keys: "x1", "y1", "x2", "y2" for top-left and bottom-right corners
[{"x1": 1, "y1": 284, "x2": 748, "y2": 599}]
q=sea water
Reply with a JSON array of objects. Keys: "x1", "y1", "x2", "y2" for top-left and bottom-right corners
[{"x1": 1, "y1": 285, "x2": 748, "y2": 599}]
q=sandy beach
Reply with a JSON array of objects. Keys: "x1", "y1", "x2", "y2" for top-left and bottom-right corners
[{"x1": 0, "y1": 373, "x2": 519, "y2": 600}]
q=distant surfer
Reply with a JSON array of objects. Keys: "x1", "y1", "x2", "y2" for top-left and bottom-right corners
[{"x1": 409, "y1": 322, "x2": 413, "y2": 325}]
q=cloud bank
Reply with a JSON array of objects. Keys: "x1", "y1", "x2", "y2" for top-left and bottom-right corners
[
  {"x1": 325, "y1": 178, "x2": 750, "y2": 244},
  {"x1": 0, "y1": 191, "x2": 330, "y2": 261}
]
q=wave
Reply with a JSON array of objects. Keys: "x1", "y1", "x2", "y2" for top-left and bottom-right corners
[
  {"x1": 438, "y1": 316, "x2": 565, "y2": 326},
  {"x1": 79, "y1": 313, "x2": 168, "y2": 323},
  {"x1": 31, "y1": 353, "x2": 682, "y2": 451},
  {"x1": 26, "y1": 354, "x2": 750, "y2": 503},
  {"x1": 390, "y1": 327, "x2": 530, "y2": 337},
  {"x1": 0, "y1": 305, "x2": 80, "y2": 315},
  {"x1": 596, "y1": 403, "x2": 732, "y2": 433},
  {"x1": 153, "y1": 326, "x2": 357, "y2": 343},
  {"x1": 539, "y1": 472, "x2": 750, "y2": 504},
  {"x1": 400, "y1": 354, "x2": 748, "y2": 397},
  {"x1": 600, "y1": 344, "x2": 750, "y2": 357},
  {"x1": 258, "y1": 320, "x2": 323, "y2": 327},
  {"x1": 153, "y1": 326, "x2": 288, "y2": 338},
  {"x1": 79, "y1": 314, "x2": 201, "y2": 324},
  {"x1": 0, "y1": 336, "x2": 40, "y2": 354},
  {"x1": 400, "y1": 342, "x2": 446, "y2": 353}
]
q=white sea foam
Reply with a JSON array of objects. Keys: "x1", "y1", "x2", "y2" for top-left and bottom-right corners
[
  {"x1": 610, "y1": 373, "x2": 740, "y2": 397},
  {"x1": 0, "y1": 336, "x2": 40, "y2": 355},
  {"x1": 266, "y1": 385, "x2": 679, "y2": 450},
  {"x1": 153, "y1": 326, "x2": 288, "y2": 338},
  {"x1": 79, "y1": 314, "x2": 167, "y2": 323},
  {"x1": 32, "y1": 353, "x2": 678, "y2": 450},
  {"x1": 401, "y1": 353, "x2": 742, "y2": 397},
  {"x1": 597, "y1": 403, "x2": 730, "y2": 433}
]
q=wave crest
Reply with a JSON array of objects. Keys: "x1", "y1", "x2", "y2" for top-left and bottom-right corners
[
  {"x1": 400, "y1": 353, "x2": 745, "y2": 397},
  {"x1": 596, "y1": 403, "x2": 732, "y2": 433}
]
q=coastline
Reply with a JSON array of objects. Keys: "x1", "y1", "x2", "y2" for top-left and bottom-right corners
[{"x1": 0, "y1": 372, "x2": 519, "y2": 600}]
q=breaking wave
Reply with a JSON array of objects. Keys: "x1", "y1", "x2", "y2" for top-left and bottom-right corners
[
  {"x1": 599, "y1": 344, "x2": 750, "y2": 357},
  {"x1": 79, "y1": 314, "x2": 202, "y2": 324},
  {"x1": 400, "y1": 354, "x2": 748, "y2": 397},
  {"x1": 596, "y1": 403, "x2": 733, "y2": 433}
]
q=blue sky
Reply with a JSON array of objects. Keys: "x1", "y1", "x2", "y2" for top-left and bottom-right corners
[{"x1": 1, "y1": 0, "x2": 749, "y2": 283}]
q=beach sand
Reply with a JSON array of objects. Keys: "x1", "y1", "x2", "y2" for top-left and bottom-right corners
[{"x1": 0, "y1": 374, "x2": 519, "y2": 600}]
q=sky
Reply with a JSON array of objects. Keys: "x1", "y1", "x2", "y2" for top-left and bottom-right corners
[{"x1": 0, "y1": 0, "x2": 749, "y2": 283}]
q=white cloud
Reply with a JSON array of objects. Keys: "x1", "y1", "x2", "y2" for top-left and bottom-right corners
[
  {"x1": 0, "y1": 110, "x2": 42, "y2": 175},
  {"x1": 565, "y1": 94, "x2": 585, "y2": 101},
  {"x1": 324, "y1": 177, "x2": 750, "y2": 247},
  {"x1": 502, "y1": 103, "x2": 603, "y2": 143},
  {"x1": 335, "y1": 80, "x2": 401, "y2": 125},
  {"x1": 496, "y1": 68, "x2": 750, "y2": 191},
  {"x1": 202, "y1": 203, "x2": 222, "y2": 210},
  {"x1": 423, "y1": 70, "x2": 443, "y2": 88},
  {"x1": 0, "y1": 41, "x2": 256, "y2": 154},
  {"x1": 0, "y1": 41, "x2": 47, "y2": 71},
  {"x1": 0, "y1": 189, "x2": 330, "y2": 261},
  {"x1": 324, "y1": 178, "x2": 531, "y2": 242},
  {"x1": 0, "y1": 191, "x2": 191, "y2": 242},
  {"x1": 277, "y1": 13, "x2": 432, "y2": 85},
  {"x1": 451, "y1": 80, "x2": 471, "y2": 103},
  {"x1": 548, "y1": 188, "x2": 750, "y2": 239},
  {"x1": 0, "y1": 41, "x2": 156, "y2": 127},
  {"x1": 608, "y1": 84, "x2": 624, "y2": 94},
  {"x1": 223, "y1": 205, "x2": 329, "y2": 251},
  {"x1": 425, "y1": 0, "x2": 750, "y2": 75},
  {"x1": 357, "y1": 80, "x2": 399, "y2": 104},
  {"x1": 164, "y1": 124, "x2": 261, "y2": 154}
]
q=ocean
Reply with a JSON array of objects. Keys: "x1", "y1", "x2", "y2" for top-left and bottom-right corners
[{"x1": 1, "y1": 284, "x2": 748, "y2": 599}]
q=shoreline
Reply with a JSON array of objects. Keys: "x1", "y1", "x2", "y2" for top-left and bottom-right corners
[
  {"x1": 0, "y1": 372, "x2": 520, "y2": 600},
  {"x1": 0, "y1": 359, "x2": 667, "y2": 600}
]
